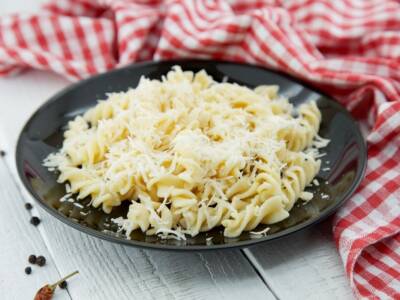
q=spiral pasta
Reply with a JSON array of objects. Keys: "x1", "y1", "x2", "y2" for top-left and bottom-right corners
[{"x1": 44, "y1": 66, "x2": 327, "y2": 239}]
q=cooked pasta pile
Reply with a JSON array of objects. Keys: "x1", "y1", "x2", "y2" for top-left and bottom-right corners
[{"x1": 44, "y1": 66, "x2": 326, "y2": 239}]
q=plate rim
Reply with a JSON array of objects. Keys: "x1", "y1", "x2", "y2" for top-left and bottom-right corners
[{"x1": 15, "y1": 59, "x2": 368, "y2": 251}]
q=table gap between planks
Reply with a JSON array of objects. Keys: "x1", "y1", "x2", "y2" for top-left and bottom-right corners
[{"x1": 0, "y1": 3, "x2": 354, "y2": 299}]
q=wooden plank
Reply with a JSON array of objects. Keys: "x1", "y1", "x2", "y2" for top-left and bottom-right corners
[
  {"x1": 0, "y1": 3, "x2": 72, "y2": 297},
  {"x1": 245, "y1": 221, "x2": 354, "y2": 300},
  {"x1": 0, "y1": 71, "x2": 69, "y2": 149},
  {"x1": 0, "y1": 159, "x2": 70, "y2": 300},
  {"x1": 31, "y1": 214, "x2": 274, "y2": 300}
]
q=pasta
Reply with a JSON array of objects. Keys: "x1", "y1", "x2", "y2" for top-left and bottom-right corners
[{"x1": 44, "y1": 66, "x2": 328, "y2": 239}]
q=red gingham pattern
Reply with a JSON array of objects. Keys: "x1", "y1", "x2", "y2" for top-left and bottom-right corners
[{"x1": 1, "y1": 1, "x2": 399, "y2": 298}]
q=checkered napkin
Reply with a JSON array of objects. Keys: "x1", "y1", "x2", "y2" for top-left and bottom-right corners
[{"x1": 0, "y1": 1, "x2": 399, "y2": 298}]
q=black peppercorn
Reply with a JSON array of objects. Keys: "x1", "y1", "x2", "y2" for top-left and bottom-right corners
[
  {"x1": 30, "y1": 216, "x2": 41, "y2": 226},
  {"x1": 36, "y1": 255, "x2": 46, "y2": 266},
  {"x1": 25, "y1": 203, "x2": 33, "y2": 210},
  {"x1": 58, "y1": 281, "x2": 68, "y2": 289},
  {"x1": 25, "y1": 266, "x2": 32, "y2": 275},
  {"x1": 28, "y1": 254, "x2": 37, "y2": 264},
  {"x1": 0, "y1": 150, "x2": 5, "y2": 157}
]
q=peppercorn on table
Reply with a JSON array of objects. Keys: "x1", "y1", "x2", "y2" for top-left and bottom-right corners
[{"x1": 0, "y1": 2, "x2": 354, "y2": 299}]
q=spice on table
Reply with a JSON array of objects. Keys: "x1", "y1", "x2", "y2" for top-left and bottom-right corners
[
  {"x1": 58, "y1": 281, "x2": 67, "y2": 289},
  {"x1": 34, "y1": 285, "x2": 53, "y2": 300},
  {"x1": 34, "y1": 271, "x2": 79, "y2": 300},
  {"x1": 36, "y1": 256, "x2": 46, "y2": 267},
  {"x1": 30, "y1": 216, "x2": 41, "y2": 226},
  {"x1": 0, "y1": 150, "x2": 6, "y2": 157},
  {"x1": 28, "y1": 254, "x2": 37, "y2": 264},
  {"x1": 25, "y1": 203, "x2": 33, "y2": 210},
  {"x1": 25, "y1": 266, "x2": 32, "y2": 275}
]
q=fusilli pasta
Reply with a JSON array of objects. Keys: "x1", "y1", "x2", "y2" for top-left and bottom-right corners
[{"x1": 44, "y1": 66, "x2": 327, "y2": 239}]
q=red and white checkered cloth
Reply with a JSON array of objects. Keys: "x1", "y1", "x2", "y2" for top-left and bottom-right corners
[{"x1": 1, "y1": 0, "x2": 399, "y2": 298}]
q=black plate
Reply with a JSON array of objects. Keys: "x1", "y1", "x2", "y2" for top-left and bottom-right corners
[{"x1": 16, "y1": 60, "x2": 367, "y2": 250}]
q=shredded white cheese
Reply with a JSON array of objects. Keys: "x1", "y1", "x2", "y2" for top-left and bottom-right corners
[
  {"x1": 156, "y1": 228, "x2": 187, "y2": 241},
  {"x1": 73, "y1": 202, "x2": 84, "y2": 208},
  {"x1": 59, "y1": 193, "x2": 72, "y2": 203},
  {"x1": 313, "y1": 135, "x2": 330, "y2": 148},
  {"x1": 45, "y1": 66, "x2": 328, "y2": 239},
  {"x1": 300, "y1": 191, "x2": 314, "y2": 202},
  {"x1": 250, "y1": 227, "x2": 271, "y2": 236}
]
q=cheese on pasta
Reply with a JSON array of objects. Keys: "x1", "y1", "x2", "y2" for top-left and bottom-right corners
[{"x1": 44, "y1": 66, "x2": 325, "y2": 239}]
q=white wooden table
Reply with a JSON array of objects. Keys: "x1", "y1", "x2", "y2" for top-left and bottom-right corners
[{"x1": 0, "y1": 2, "x2": 354, "y2": 299}]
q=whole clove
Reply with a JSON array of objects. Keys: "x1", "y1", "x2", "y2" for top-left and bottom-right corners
[
  {"x1": 34, "y1": 285, "x2": 53, "y2": 300},
  {"x1": 34, "y1": 271, "x2": 79, "y2": 300}
]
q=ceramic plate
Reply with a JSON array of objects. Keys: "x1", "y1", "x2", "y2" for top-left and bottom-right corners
[{"x1": 16, "y1": 60, "x2": 367, "y2": 250}]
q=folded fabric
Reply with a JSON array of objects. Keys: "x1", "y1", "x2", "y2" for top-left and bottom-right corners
[{"x1": 0, "y1": 1, "x2": 399, "y2": 298}]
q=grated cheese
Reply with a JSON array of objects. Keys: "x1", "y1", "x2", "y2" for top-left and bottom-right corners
[
  {"x1": 250, "y1": 227, "x2": 271, "y2": 236},
  {"x1": 300, "y1": 191, "x2": 313, "y2": 202},
  {"x1": 45, "y1": 66, "x2": 328, "y2": 239}
]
